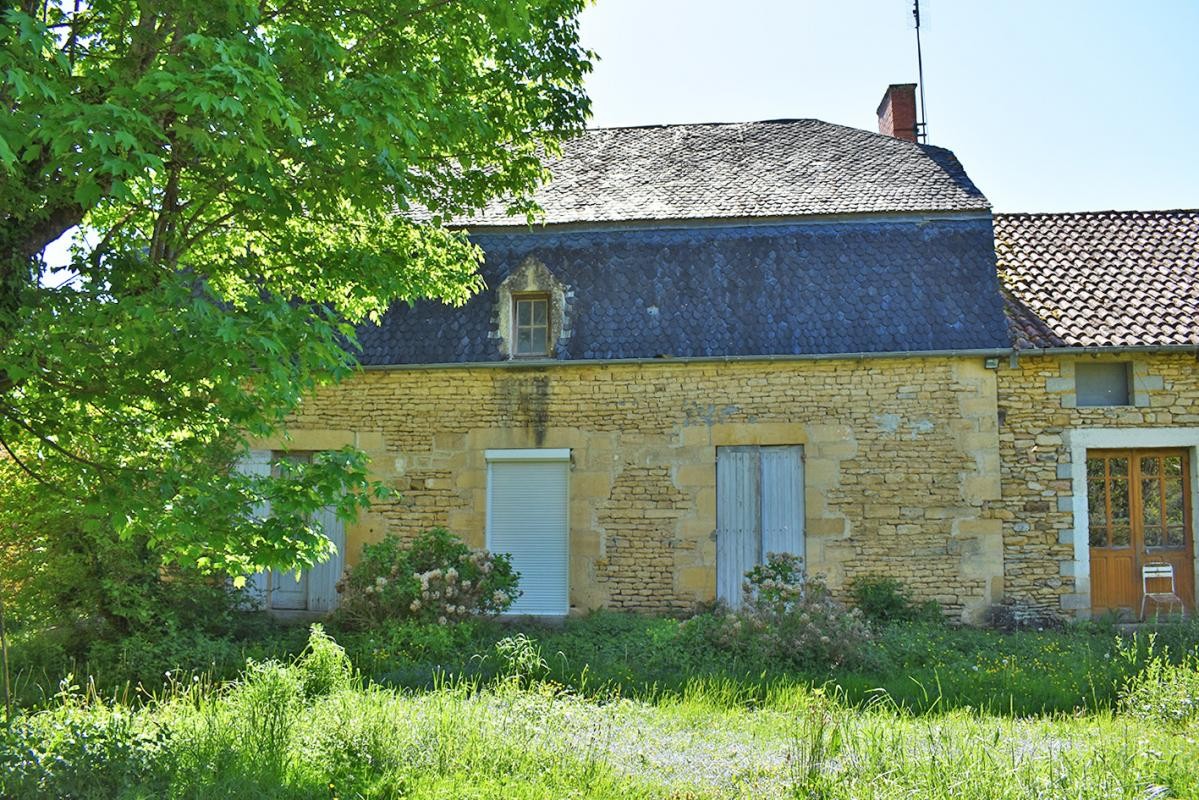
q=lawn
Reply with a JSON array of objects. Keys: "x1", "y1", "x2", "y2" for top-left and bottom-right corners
[{"x1": 2, "y1": 614, "x2": 1198, "y2": 799}]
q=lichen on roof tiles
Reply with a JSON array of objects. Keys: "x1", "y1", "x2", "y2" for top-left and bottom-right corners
[
  {"x1": 458, "y1": 120, "x2": 990, "y2": 226},
  {"x1": 996, "y1": 210, "x2": 1199, "y2": 348}
]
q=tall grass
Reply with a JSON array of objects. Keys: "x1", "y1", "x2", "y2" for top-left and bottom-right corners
[{"x1": 3, "y1": 626, "x2": 1197, "y2": 799}]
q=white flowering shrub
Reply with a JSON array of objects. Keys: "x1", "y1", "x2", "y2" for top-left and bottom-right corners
[
  {"x1": 698, "y1": 552, "x2": 876, "y2": 671},
  {"x1": 333, "y1": 528, "x2": 519, "y2": 630}
]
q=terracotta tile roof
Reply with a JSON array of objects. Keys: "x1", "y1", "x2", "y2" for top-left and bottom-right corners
[
  {"x1": 459, "y1": 120, "x2": 990, "y2": 227},
  {"x1": 995, "y1": 210, "x2": 1199, "y2": 348}
]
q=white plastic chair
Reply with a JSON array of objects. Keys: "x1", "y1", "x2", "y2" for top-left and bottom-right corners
[{"x1": 1140, "y1": 562, "x2": 1186, "y2": 621}]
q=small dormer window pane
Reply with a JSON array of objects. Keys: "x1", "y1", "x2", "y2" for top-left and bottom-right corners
[
  {"x1": 1076, "y1": 362, "x2": 1131, "y2": 406},
  {"x1": 514, "y1": 296, "x2": 550, "y2": 356}
]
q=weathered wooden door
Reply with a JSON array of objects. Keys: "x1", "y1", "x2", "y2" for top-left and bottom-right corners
[
  {"x1": 716, "y1": 445, "x2": 804, "y2": 608},
  {"x1": 238, "y1": 450, "x2": 345, "y2": 613},
  {"x1": 1088, "y1": 449, "x2": 1193, "y2": 615}
]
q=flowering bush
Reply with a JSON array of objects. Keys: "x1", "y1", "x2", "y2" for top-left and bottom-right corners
[
  {"x1": 693, "y1": 552, "x2": 876, "y2": 671},
  {"x1": 333, "y1": 528, "x2": 519, "y2": 629}
]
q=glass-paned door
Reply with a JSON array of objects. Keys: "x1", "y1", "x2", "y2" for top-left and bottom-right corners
[{"x1": 1088, "y1": 449, "x2": 1193, "y2": 615}]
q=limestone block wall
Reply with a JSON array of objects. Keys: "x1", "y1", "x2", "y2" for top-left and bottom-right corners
[
  {"x1": 261, "y1": 356, "x2": 1005, "y2": 620},
  {"x1": 996, "y1": 353, "x2": 1199, "y2": 614}
]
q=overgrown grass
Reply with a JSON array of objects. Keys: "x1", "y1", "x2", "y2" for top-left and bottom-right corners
[
  {"x1": 2, "y1": 626, "x2": 1197, "y2": 799},
  {"x1": 7, "y1": 611, "x2": 1199, "y2": 715}
]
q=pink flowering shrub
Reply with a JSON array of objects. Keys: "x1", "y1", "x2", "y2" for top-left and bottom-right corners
[
  {"x1": 698, "y1": 552, "x2": 876, "y2": 670},
  {"x1": 333, "y1": 528, "x2": 519, "y2": 629}
]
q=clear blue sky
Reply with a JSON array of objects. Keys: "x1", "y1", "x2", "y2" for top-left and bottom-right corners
[{"x1": 578, "y1": 0, "x2": 1199, "y2": 213}]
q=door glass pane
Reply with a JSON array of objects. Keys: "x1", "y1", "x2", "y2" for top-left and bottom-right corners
[
  {"x1": 1163, "y1": 456, "x2": 1186, "y2": 548},
  {"x1": 1166, "y1": 526, "x2": 1186, "y2": 547},
  {"x1": 1110, "y1": 476, "x2": 1129, "y2": 523},
  {"x1": 1087, "y1": 474, "x2": 1108, "y2": 546},
  {"x1": 1164, "y1": 458, "x2": 1185, "y2": 523},
  {"x1": 1142, "y1": 472, "x2": 1162, "y2": 546},
  {"x1": 1110, "y1": 524, "x2": 1131, "y2": 547},
  {"x1": 1087, "y1": 457, "x2": 1105, "y2": 479}
]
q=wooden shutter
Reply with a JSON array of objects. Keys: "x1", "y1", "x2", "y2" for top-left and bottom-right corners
[
  {"x1": 486, "y1": 450, "x2": 570, "y2": 616},
  {"x1": 761, "y1": 445, "x2": 805, "y2": 562},
  {"x1": 716, "y1": 445, "x2": 805, "y2": 608},
  {"x1": 716, "y1": 447, "x2": 760, "y2": 608},
  {"x1": 235, "y1": 450, "x2": 272, "y2": 604},
  {"x1": 307, "y1": 506, "x2": 345, "y2": 612}
]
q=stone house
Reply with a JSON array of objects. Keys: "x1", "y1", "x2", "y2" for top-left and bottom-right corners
[{"x1": 249, "y1": 85, "x2": 1198, "y2": 622}]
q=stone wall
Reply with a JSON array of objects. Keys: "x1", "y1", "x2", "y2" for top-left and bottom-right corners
[
  {"x1": 996, "y1": 353, "x2": 1199, "y2": 615},
  {"x1": 257, "y1": 356, "x2": 1006, "y2": 620}
]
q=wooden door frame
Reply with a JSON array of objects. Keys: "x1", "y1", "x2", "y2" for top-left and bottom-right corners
[{"x1": 1066, "y1": 428, "x2": 1199, "y2": 618}]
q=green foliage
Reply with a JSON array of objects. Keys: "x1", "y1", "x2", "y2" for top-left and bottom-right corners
[
  {"x1": 340, "y1": 618, "x2": 491, "y2": 679},
  {"x1": 293, "y1": 624, "x2": 352, "y2": 699},
  {"x1": 849, "y1": 575, "x2": 943, "y2": 624},
  {"x1": 691, "y1": 554, "x2": 877, "y2": 671},
  {"x1": 0, "y1": 0, "x2": 592, "y2": 578},
  {"x1": 333, "y1": 528, "x2": 520, "y2": 629},
  {"x1": 4, "y1": 628, "x2": 1199, "y2": 799},
  {"x1": 494, "y1": 633, "x2": 551, "y2": 687},
  {"x1": 1118, "y1": 635, "x2": 1199, "y2": 729}
]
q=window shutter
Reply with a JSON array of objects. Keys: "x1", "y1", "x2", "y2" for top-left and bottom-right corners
[
  {"x1": 306, "y1": 506, "x2": 345, "y2": 612},
  {"x1": 235, "y1": 450, "x2": 273, "y2": 604},
  {"x1": 716, "y1": 447, "x2": 760, "y2": 608},
  {"x1": 487, "y1": 453, "x2": 570, "y2": 616},
  {"x1": 761, "y1": 445, "x2": 805, "y2": 563}
]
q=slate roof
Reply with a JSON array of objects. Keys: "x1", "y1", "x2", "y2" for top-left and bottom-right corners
[
  {"x1": 357, "y1": 218, "x2": 1011, "y2": 365},
  {"x1": 996, "y1": 211, "x2": 1199, "y2": 348},
  {"x1": 458, "y1": 120, "x2": 990, "y2": 227}
]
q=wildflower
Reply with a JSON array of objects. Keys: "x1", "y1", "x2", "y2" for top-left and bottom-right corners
[
  {"x1": 438, "y1": 616, "x2": 447, "y2": 625},
  {"x1": 375, "y1": 576, "x2": 388, "y2": 588},
  {"x1": 445, "y1": 567, "x2": 458, "y2": 582},
  {"x1": 365, "y1": 585, "x2": 375, "y2": 595},
  {"x1": 409, "y1": 599, "x2": 422, "y2": 612}
]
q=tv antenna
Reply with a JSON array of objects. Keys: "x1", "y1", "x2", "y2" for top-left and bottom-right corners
[{"x1": 913, "y1": 0, "x2": 928, "y2": 143}]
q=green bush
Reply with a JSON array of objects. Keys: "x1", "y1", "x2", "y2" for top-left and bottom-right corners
[
  {"x1": 849, "y1": 575, "x2": 942, "y2": 624},
  {"x1": 1119, "y1": 636, "x2": 1199, "y2": 729},
  {"x1": 294, "y1": 624, "x2": 353, "y2": 698},
  {"x1": 689, "y1": 553, "x2": 877, "y2": 671},
  {"x1": 333, "y1": 528, "x2": 519, "y2": 629}
]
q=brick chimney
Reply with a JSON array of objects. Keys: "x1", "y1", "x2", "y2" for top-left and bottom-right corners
[{"x1": 876, "y1": 83, "x2": 918, "y2": 143}]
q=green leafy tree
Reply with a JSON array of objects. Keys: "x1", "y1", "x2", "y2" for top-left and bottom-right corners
[{"x1": 0, "y1": 0, "x2": 592, "y2": 595}]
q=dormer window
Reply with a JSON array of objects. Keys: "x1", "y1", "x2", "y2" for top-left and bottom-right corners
[{"x1": 513, "y1": 294, "x2": 550, "y2": 356}]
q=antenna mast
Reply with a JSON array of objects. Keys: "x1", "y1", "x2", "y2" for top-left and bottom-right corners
[{"x1": 913, "y1": 0, "x2": 928, "y2": 142}]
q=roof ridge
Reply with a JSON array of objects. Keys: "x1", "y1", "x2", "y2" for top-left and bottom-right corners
[{"x1": 582, "y1": 118, "x2": 823, "y2": 131}]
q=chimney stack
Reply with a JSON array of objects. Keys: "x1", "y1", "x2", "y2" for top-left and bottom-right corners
[{"x1": 877, "y1": 84, "x2": 919, "y2": 143}]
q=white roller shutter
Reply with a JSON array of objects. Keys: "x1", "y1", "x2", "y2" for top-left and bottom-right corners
[{"x1": 486, "y1": 449, "x2": 570, "y2": 616}]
